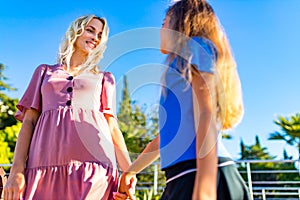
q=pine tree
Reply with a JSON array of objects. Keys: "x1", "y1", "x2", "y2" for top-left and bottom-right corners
[
  {"x1": 116, "y1": 76, "x2": 163, "y2": 198},
  {"x1": 117, "y1": 76, "x2": 153, "y2": 156}
]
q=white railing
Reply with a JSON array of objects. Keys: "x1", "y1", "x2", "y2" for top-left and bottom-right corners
[
  {"x1": 135, "y1": 159, "x2": 300, "y2": 199},
  {"x1": 237, "y1": 159, "x2": 300, "y2": 200},
  {"x1": 1, "y1": 160, "x2": 300, "y2": 199}
]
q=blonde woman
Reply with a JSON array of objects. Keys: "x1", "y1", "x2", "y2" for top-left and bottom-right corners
[
  {"x1": 4, "y1": 15, "x2": 132, "y2": 199},
  {"x1": 115, "y1": 0, "x2": 251, "y2": 200}
]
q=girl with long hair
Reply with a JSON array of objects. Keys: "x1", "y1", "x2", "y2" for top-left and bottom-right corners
[{"x1": 115, "y1": 0, "x2": 250, "y2": 199}]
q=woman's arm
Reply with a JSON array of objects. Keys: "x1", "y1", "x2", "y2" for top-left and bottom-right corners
[
  {"x1": 4, "y1": 108, "x2": 40, "y2": 200},
  {"x1": 105, "y1": 114, "x2": 138, "y2": 200},
  {"x1": 191, "y1": 71, "x2": 218, "y2": 200},
  {"x1": 105, "y1": 114, "x2": 132, "y2": 172}
]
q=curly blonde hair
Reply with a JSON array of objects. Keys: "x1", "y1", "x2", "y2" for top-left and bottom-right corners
[
  {"x1": 57, "y1": 14, "x2": 109, "y2": 74},
  {"x1": 165, "y1": 0, "x2": 244, "y2": 130}
]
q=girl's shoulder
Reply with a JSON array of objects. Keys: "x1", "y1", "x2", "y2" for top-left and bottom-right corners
[{"x1": 188, "y1": 37, "x2": 218, "y2": 59}]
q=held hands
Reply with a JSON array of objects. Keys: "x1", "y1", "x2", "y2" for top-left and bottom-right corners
[
  {"x1": 3, "y1": 172, "x2": 26, "y2": 200},
  {"x1": 113, "y1": 172, "x2": 137, "y2": 200}
]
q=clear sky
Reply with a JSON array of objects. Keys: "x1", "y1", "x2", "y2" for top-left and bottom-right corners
[{"x1": 1, "y1": 0, "x2": 300, "y2": 160}]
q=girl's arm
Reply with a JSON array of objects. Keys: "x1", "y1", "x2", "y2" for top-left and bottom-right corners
[
  {"x1": 191, "y1": 71, "x2": 218, "y2": 200},
  {"x1": 4, "y1": 108, "x2": 40, "y2": 200},
  {"x1": 125, "y1": 135, "x2": 160, "y2": 174},
  {"x1": 117, "y1": 135, "x2": 160, "y2": 200}
]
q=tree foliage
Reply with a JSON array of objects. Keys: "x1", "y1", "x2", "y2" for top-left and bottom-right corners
[
  {"x1": 268, "y1": 113, "x2": 300, "y2": 159},
  {"x1": 0, "y1": 123, "x2": 21, "y2": 168},
  {"x1": 0, "y1": 63, "x2": 20, "y2": 170},
  {"x1": 238, "y1": 135, "x2": 299, "y2": 189},
  {"x1": 117, "y1": 76, "x2": 163, "y2": 199},
  {"x1": 0, "y1": 63, "x2": 18, "y2": 129},
  {"x1": 117, "y1": 76, "x2": 158, "y2": 156}
]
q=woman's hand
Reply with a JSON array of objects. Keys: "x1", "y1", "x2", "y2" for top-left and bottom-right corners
[
  {"x1": 113, "y1": 191, "x2": 129, "y2": 200},
  {"x1": 3, "y1": 172, "x2": 26, "y2": 200},
  {"x1": 114, "y1": 172, "x2": 137, "y2": 200}
]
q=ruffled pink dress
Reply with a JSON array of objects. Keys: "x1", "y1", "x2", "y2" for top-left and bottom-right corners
[{"x1": 15, "y1": 64, "x2": 119, "y2": 200}]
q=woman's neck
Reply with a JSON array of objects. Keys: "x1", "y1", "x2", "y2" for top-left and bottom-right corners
[{"x1": 67, "y1": 52, "x2": 87, "y2": 75}]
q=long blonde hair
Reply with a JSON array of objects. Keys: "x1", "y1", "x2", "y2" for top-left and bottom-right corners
[
  {"x1": 166, "y1": 0, "x2": 244, "y2": 130},
  {"x1": 57, "y1": 14, "x2": 109, "y2": 74}
]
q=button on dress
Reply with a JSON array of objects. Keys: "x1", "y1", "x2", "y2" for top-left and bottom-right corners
[{"x1": 15, "y1": 64, "x2": 118, "y2": 200}]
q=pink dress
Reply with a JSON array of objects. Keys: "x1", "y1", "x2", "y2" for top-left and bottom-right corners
[{"x1": 15, "y1": 64, "x2": 119, "y2": 200}]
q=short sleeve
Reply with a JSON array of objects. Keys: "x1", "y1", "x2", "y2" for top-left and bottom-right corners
[
  {"x1": 100, "y1": 72, "x2": 117, "y2": 118},
  {"x1": 15, "y1": 64, "x2": 47, "y2": 122},
  {"x1": 187, "y1": 37, "x2": 217, "y2": 74}
]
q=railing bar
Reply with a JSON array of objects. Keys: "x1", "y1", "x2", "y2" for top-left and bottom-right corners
[
  {"x1": 239, "y1": 170, "x2": 299, "y2": 173},
  {"x1": 253, "y1": 192, "x2": 300, "y2": 195},
  {"x1": 252, "y1": 181, "x2": 300, "y2": 184},
  {"x1": 0, "y1": 164, "x2": 12, "y2": 167},
  {"x1": 236, "y1": 159, "x2": 298, "y2": 163},
  {"x1": 262, "y1": 192, "x2": 300, "y2": 195},
  {"x1": 253, "y1": 187, "x2": 300, "y2": 190}
]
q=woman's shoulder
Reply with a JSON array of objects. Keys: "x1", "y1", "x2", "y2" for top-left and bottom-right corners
[
  {"x1": 100, "y1": 71, "x2": 115, "y2": 81},
  {"x1": 34, "y1": 63, "x2": 60, "y2": 72}
]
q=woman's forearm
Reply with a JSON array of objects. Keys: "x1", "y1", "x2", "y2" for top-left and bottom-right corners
[
  {"x1": 10, "y1": 109, "x2": 39, "y2": 173},
  {"x1": 105, "y1": 115, "x2": 132, "y2": 171},
  {"x1": 10, "y1": 128, "x2": 33, "y2": 173},
  {"x1": 111, "y1": 128, "x2": 132, "y2": 172}
]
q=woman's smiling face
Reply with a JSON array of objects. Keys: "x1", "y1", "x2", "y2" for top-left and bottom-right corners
[{"x1": 75, "y1": 18, "x2": 104, "y2": 55}]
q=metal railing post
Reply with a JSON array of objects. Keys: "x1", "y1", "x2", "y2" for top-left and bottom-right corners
[
  {"x1": 262, "y1": 188, "x2": 266, "y2": 200},
  {"x1": 246, "y1": 162, "x2": 254, "y2": 200},
  {"x1": 153, "y1": 163, "x2": 158, "y2": 196}
]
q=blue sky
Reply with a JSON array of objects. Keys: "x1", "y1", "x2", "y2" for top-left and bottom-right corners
[{"x1": 1, "y1": 0, "x2": 300, "y2": 160}]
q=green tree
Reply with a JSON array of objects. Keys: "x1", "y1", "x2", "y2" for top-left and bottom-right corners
[
  {"x1": 239, "y1": 136, "x2": 276, "y2": 182},
  {"x1": 240, "y1": 135, "x2": 276, "y2": 161},
  {"x1": 283, "y1": 149, "x2": 293, "y2": 160},
  {"x1": 0, "y1": 63, "x2": 18, "y2": 129},
  {"x1": 268, "y1": 113, "x2": 300, "y2": 159},
  {"x1": 238, "y1": 135, "x2": 299, "y2": 189},
  {"x1": 117, "y1": 76, "x2": 154, "y2": 155},
  {"x1": 117, "y1": 76, "x2": 163, "y2": 199},
  {"x1": 0, "y1": 63, "x2": 21, "y2": 170},
  {"x1": 0, "y1": 123, "x2": 21, "y2": 170},
  {"x1": 221, "y1": 132, "x2": 232, "y2": 140}
]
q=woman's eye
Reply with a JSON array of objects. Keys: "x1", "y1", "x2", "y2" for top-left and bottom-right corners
[{"x1": 86, "y1": 28, "x2": 93, "y2": 33}]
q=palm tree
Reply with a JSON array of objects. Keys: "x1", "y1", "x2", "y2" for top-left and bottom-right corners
[{"x1": 268, "y1": 113, "x2": 300, "y2": 160}]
